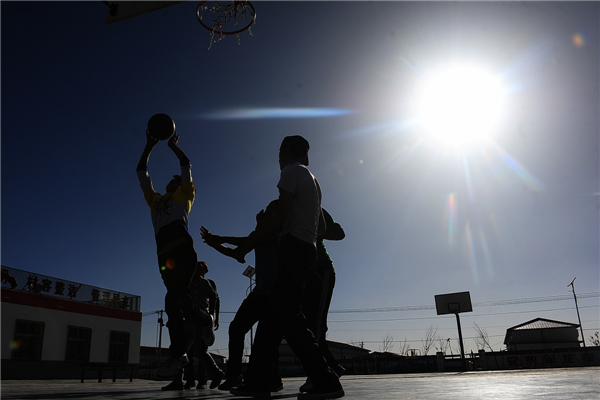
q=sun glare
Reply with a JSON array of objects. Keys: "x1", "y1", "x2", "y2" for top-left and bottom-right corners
[{"x1": 417, "y1": 65, "x2": 505, "y2": 150}]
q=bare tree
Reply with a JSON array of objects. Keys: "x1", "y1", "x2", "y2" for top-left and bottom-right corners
[
  {"x1": 420, "y1": 325, "x2": 438, "y2": 355},
  {"x1": 450, "y1": 338, "x2": 461, "y2": 356},
  {"x1": 435, "y1": 337, "x2": 451, "y2": 354},
  {"x1": 473, "y1": 322, "x2": 499, "y2": 368},
  {"x1": 349, "y1": 338, "x2": 365, "y2": 349},
  {"x1": 473, "y1": 323, "x2": 491, "y2": 351},
  {"x1": 590, "y1": 332, "x2": 599, "y2": 346},
  {"x1": 397, "y1": 337, "x2": 411, "y2": 355},
  {"x1": 379, "y1": 332, "x2": 395, "y2": 353}
]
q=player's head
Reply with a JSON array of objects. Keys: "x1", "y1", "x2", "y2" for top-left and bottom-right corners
[
  {"x1": 257, "y1": 199, "x2": 279, "y2": 225},
  {"x1": 196, "y1": 261, "x2": 208, "y2": 277},
  {"x1": 279, "y1": 135, "x2": 309, "y2": 169},
  {"x1": 166, "y1": 174, "x2": 182, "y2": 193}
]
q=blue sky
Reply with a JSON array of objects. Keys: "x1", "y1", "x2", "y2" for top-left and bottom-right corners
[{"x1": 2, "y1": 1, "x2": 598, "y2": 358}]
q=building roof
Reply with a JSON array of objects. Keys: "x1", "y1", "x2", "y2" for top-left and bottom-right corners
[
  {"x1": 508, "y1": 318, "x2": 579, "y2": 331},
  {"x1": 1, "y1": 265, "x2": 141, "y2": 312}
]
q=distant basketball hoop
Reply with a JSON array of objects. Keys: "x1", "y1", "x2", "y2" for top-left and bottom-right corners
[
  {"x1": 435, "y1": 291, "x2": 473, "y2": 371},
  {"x1": 435, "y1": 291, "x2": 472, "y2": 316},
  {"x1": 196, "y1": 1, "x2": 256, "y2": 49}
]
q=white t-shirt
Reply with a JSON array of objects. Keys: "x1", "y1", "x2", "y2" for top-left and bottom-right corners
[{"x1": 277, "y1": 162, "x2": 322, "y2": 245}]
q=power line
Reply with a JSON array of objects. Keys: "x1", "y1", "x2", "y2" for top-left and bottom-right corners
[
  {"x1": 327, "y1": 305, "x2": 598, "y2": 324},
  {"x1": 328, "y1": 292, "x2": 600, "y2": 314},
  {"x1": 141, "y1": 292, "x2": 599, "y2": 317}
]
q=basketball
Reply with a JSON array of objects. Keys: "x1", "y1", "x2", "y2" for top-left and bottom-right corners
[{"x1": 147, "y1": 113, "x2": 175, "y2": 140}]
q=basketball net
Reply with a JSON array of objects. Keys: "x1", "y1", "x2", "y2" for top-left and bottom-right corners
[{"x1": 196, "y1": 1, "x2": 256, "y2": 50}]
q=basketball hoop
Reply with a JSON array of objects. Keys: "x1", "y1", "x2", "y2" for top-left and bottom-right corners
[{"x1": 196, "y1": 1, "x2": 256, "y2": 49}]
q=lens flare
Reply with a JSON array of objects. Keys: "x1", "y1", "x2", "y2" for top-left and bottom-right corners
[
  {"x1": 572, "y1": 33, "x2": 585, "y2": 48},
  {"x1": 464, "y1": 222, "x2": 478, "y2": 285},
  {"x1": 162, "y1": 259, "x2": 176, "y2": 270},
  {"x1": 202, "y1": 108, "x2": 354, "y2": 120},
  {"x1": 447, "y1": 193, "x2": 456, "y2": 246}
]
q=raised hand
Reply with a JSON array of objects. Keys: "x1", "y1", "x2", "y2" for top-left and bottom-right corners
[
  {"x1": 167, "y1": 131, "x2": 180, "y2": 148},
  {"x1": 145, "y1": 129, "x2": 159, "y2": 147},
  {"x1": 200, "y1": 226, "x2": 222, "y2": 247}
]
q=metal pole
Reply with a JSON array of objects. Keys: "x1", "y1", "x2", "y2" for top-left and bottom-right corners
[
  {"x1": 455, "y1": 313, "x2": 467, "y2": 371},
  {"x1": 568, "y1": 278, "x2": 586, "y2": 347},
  {"x1": 158, "y1": 310, "x2": 164, "y2": 367},
  {"x1": 249, "y1": 275, "x2": 254, "y2": 346}
]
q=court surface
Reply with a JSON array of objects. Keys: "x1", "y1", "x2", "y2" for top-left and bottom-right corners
[{"x1": 2, "y1": 367, "x2": 599, "y2": 400}]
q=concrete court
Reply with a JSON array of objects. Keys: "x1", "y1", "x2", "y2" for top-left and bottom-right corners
[{"x1": 1, "y1": 368, "x2": 599, "y2": 400}]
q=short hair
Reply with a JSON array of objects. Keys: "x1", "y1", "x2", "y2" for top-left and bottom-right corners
[
  {"x1": 171, "y1": 175, "x2": 182, "y2": 182},
  {"x1": 280, "y1": 135, "x2": 310, "y2": 158}
]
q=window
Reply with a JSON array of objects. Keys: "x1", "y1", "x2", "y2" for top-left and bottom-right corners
[
  {"x1": 65, "y1": 326, "x2": 92, "y2": 362},
  {"x1": 12, "y1": 319, "x2": 45, "y2": 360},
  {"x1": 108, "y1": 331, "x2": 130, "y2": 363}
]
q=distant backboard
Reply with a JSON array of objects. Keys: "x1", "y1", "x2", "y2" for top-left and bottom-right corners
[
  {"x1": 242, "y1": 265, "x2": 255, "y2": 279},
  {"x1": 104, "y1": 1, "x2": 185, "y2": 24},
  {"x1": 435, "y1": 291, "x2": 472, "y2": 315}
]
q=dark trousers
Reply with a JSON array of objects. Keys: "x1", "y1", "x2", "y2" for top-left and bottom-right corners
[
  {"x1": 226, "y1": 292, "x2": 270, "y2": 378},
  {"x1": 245, "y1": 234, "x2": 339, "y2": 389},
  {"x1": 158, "y1": 242, "x2": 210, "y2": 358},
  {"x1": 303, "y1": 267, "x2": 338, "y2": 369},
  {"x1": 183, "y1": 339, "x2": 222, "y2": 383}
]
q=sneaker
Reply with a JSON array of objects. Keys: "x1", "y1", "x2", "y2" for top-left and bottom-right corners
[
  {"x1": 271, "y1": 381, "x2": 284, "y2": 392},
  {"x1": 203, "y1": 316, "x2": 215, "y2": 346},
  {"x1": 218, "y1": 375, "x2": 243, "y2": 390},
  {"x1": 335, "y1": 365, "x2": 346, "y2": 377},
  {"x1": 161, "y1": 380, "x2": 184, "y2": 391},
  {"x1": 230, "y1": 384, "x2": 271, "y2": 397},
  {"x1": 183, "y1": 380, "x2": 195, "y2": 389},
  {"x1": 196, "y1": 381, "x2": 207, "y2": 389},
  {"x1": 210, "y1": 369, "x2": 224, "y2": 389},
  {"x1": 299, "y1": 378, "x2": 313, "y2": 393},
  {"x1": 297, "y1": 385, "x2": 345, "y2": 400},
  {"x1": 157, "y1": 354, "x2": 189, "y2": 379}
]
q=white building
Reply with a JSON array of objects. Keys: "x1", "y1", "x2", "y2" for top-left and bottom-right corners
[{"x1": 1, "y1": 266, "x2": 142, "y2": 379}]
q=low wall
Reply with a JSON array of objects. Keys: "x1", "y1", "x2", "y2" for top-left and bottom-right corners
[
  {"x1": 437, "y1": 346, "x2": 600, "y2": 371},
  {"x1": 1, "y1": 359, "x2": 139, "y2": 380}
]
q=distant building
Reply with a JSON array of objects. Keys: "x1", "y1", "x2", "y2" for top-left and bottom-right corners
[
  {"x1": 504, "y1": 317, "x2": 581, "y2": 351},
  {"x1": 1, "y1": 266, "x2": 142, "y2": 379},
  {"x1": 276, "y1": 338, "x2": 372, "y2": 376},
  {"x1": 278, "y1": 338, "x2": 371, "y2": 364}
]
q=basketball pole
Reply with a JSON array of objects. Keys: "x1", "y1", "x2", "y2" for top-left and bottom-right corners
[
  {"x1": 455, "y1": 313, "x2": 467, "y2": 371},
  {"x1": 568, "y1": 277, "x2": 586, "y2": 347}
]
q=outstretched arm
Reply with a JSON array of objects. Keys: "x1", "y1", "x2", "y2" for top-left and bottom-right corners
[
  {"x1": 137, "y1": 130, "x2": 159, "y2": 171},
  {"x1": 200, "y1": 226, "x2": 247, "y2": 263}
]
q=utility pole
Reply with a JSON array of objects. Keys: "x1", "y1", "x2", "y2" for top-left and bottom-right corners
[
  {"x1": 242, "y1": 265, "x2": 256, "y2": 346},
  {"x1": 157, "y1": 309, "x2": 165, "y2": 367},
  {"x1": 568, "y1": 278, "x2": 586, "y2": 347}
]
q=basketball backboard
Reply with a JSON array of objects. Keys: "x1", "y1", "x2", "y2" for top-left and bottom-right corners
[
  {"x1": 242, "y1": 265, "x2": 255, "y2": 279},
  {"x1": 104, "y1": 1, "x2": 185, "y2": 24},
  {"x1": 434, "y1": 291, "x2": 473, "y2": 315}
]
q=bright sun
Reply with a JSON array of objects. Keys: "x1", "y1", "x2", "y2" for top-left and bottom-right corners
[{"x1": 417, "y1": 64, "x2": 505, "y2": 150}]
